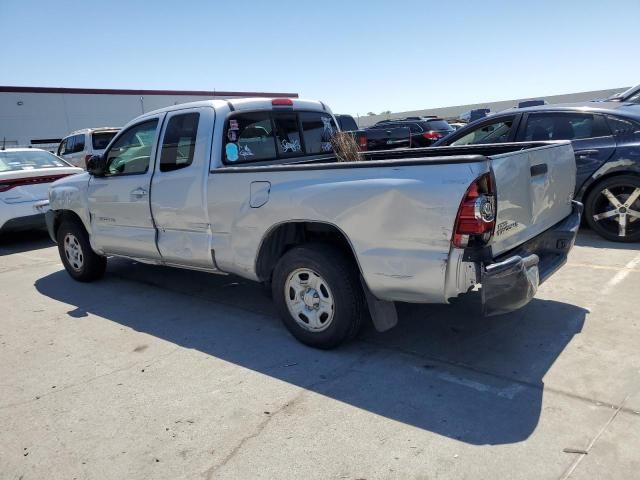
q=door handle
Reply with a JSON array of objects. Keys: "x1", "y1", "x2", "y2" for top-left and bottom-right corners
[
  {"x1": 574, "y1": 149, "x2": 598, "y2": 157},
  {"x1": 131, "y1": 187, "x2": 148, "y2": 199},
  {"x1": 530, "y1": 163, "x2": 548, "y2": 177}
]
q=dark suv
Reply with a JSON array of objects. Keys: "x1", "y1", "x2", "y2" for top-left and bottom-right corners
[
  {"x1": 434, "y1": 102, "x2": 640, "y2": 242},
  {"x1": 374, "y1": 118, "x2": 454, "y2": 147}
]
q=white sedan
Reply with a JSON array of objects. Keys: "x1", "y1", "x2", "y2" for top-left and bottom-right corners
[{"x1": 0, "y1": 148, "x2": 82, "y2": 234}]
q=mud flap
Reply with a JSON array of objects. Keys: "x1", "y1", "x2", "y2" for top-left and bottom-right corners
[
  {"x1": 481, "y1": 254, "x2": 540, "y2": 316},
  {"x1": 361, "y1": 276, "x2": 398, "y2": 332}
]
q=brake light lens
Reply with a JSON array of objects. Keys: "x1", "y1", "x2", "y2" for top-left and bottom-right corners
[
  {"x1": 422, "y1": 131, "x2": 443, "y2": 140},
  {"x1": 0, "y1": 174, "x2": 74, "y2": 193},
  {"x1": 272, "y1": 98, "x2": 294, "y2": 106},
  {"x1": 452, "y1": 173, "x2": 496, "y2": 248},
  {"x1": 356, "y1": 133, "x2": 368, "y2": 151}
]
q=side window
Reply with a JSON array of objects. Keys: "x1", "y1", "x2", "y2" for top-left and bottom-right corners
[
  {"x1": 105, "y1": 119, "x2": 158, "y2": 176},
  {"x1": 300, "y1": 112, "x2": 337, "y2": 154},
  {"x1": 408, "y1": 124, "x2": 422, "y2": 134},
  {"x1": 523, "y1": 113, "x2": 608, "y2": 141},
  {"x1": 607, "y1": 116, "x2": 639, "y2": 135},
  {"x1": 224, "y1": 112, "x2": 277, "y2": 163},
  {"x1": 159, "y1": 112, "x2": 200, "y2": 172},
  {"x1": 273, "y1": 113, "x2": 303, "y2": 157},
  {"x1": 451, "y1": 119, "x2": 514, "y2": 146},
  {"x1": 73, "y1": 134, "x2": 85, "y2": 153}
]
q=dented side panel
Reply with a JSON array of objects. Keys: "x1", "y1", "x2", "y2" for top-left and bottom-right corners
[{"x1": 207, "y1": 162, "x2": 488, "y2": 303}]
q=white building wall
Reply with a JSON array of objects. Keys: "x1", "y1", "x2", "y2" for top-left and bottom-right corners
[{"x1": 0, "y1": 90, "x2": 296, "y2": 146}]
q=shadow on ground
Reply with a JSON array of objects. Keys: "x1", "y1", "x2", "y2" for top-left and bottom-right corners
[
  {"x1": 0, "y1": 229, "x2": 53, "y2": 255},
  {"x1": 575, "y1": 227, "x2": 640, "y2": 250},
  {"x1": 35, "y1": 258, "x2": 586, "y2": 446}
]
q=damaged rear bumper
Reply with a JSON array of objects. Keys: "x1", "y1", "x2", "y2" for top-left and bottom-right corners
[{"x1": 482, "y1": 201, "x2": 583, "y2": 316}]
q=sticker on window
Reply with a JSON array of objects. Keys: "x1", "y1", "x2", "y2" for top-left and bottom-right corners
[
  {"x1": 239, "y1": 145, "x2": 254, "y2": 158},
  {"x1": 227, "y1": 130, "x2": 237, "y2": 142},
  {"x1": 281, "y1": 139, "x2": 301, "y2": 153},
  {"x1": 229, "y1": 119, "x2": 239, "y2": 130},
  {"x1": 226, "y1": 143, "x2": 239, "y2": 162}
]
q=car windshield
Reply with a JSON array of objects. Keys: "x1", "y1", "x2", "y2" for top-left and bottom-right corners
[
  {"x1": 92, "y1": 131, "x2": 118, "y2": 150},
  {"x1": 0, "y1": 150, "x2": 70, "y2": 172}
]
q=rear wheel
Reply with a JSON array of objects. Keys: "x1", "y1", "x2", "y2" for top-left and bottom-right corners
[
  {"x1": 272, "y1": 243, "x2": 365, "y2": 349},
  {"x1": 56, "y1": 220, "x2": 107, "y2": 281},
  {"x1": 585, "y1": 175, "x2": 640, "y2": 242}
]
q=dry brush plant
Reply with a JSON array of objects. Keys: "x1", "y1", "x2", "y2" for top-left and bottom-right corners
[{"x1": 331, "y1": 132, "x2": 362, "y2": 162}]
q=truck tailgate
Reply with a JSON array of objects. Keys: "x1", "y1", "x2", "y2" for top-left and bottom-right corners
[{"x1": 489, "y1": 142, "x2": 576, "y2": 256}]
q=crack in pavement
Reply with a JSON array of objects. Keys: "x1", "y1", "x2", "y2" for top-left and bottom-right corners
[
  {"x1": 201, "y1": 348, "x2": 379, "y2": 480},
  {"x1": 558, "y1": 394, "x2": 630, "y2": 480}
]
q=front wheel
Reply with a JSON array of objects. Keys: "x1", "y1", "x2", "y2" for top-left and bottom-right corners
[
  {"x1": 56, "y1": 220, "x2": 107, "y2": 281},
  {"x1": 585, "y1": 175, "x2": 640, "y2": 242},
  {"x1": 272, "y1": 243, "x2": 366, "y2": 349}
]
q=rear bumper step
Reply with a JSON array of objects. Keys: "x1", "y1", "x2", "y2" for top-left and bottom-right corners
[{"x1": 481, "y1": 201, "x2": 583, "y2": 316}]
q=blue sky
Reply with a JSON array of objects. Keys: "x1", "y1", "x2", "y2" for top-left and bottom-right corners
[{"x1": 2, "y1": 0, "x2": 639, "y2": 115}]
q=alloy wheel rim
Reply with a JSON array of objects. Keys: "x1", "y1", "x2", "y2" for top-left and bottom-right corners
[
  {"x1": 284, "y1": 268, "x2": 335, "y2": 332},
  {"x1": 592, "y1": 186, "x2": 640, "y2": 238},
  {"x1": 63, "y1": 233, "x2": 84, "y2": 271}
]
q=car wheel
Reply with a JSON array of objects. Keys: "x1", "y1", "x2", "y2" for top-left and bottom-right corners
[
  {"x1": 272, "y1": 243, "x2": 366, "y2": 349},
  {"x1": 585, "y1": 175, "x2": 640, "y2": 242},
  {"x1": 57, "y1": 220, "x2": 107, "y2": 281}
]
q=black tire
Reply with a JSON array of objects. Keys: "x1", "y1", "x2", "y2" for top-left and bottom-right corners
[
  {"x1": 271, "y1": 243, "x2": 366, "y2": 349},
  {"x1": 56, "y1": 220, "x2": 107, "y2": 281},
  {"x1": 585, "y1": 175, "x2": 640, "y2": 243}
]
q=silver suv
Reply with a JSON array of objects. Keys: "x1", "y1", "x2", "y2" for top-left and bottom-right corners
[{"x1": 57, "y1": 127, "x2": 119, "y2": 169}]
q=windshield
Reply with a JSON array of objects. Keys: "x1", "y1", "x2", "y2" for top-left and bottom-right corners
[
  {"x1": 0, "y1": 150, "x2": 70, "y2": 172},
  {"x1": 92, "y1": 131, "x2": 118, "y2": 150}
]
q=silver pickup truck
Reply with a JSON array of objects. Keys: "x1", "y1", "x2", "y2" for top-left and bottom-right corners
[{"x1": 46, "y1": 98, "x2": 582, "y2": 348}]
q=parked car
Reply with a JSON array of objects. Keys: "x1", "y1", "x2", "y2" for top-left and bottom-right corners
[
  {"x1": 335, "y1": 114, "x2": 411, "y2": 150},
  {"x1": 0, "y1": 148, "x2": 82, "y2": 234},
  {"x1": 57, "y1": 127, "x2": 119, "y2": 169},
  {"x1": 372, "y1": 118, "x2": 454, "y2": 147},
  {"x1": 434, "y1": 102, "x2": 640, "y2": 242},
  {"x1": 46, "y1": 98, "x2": 580, "y2": 348},
  {"x1": 459, "y1": 109, "x2": 491, "y2": 123}
]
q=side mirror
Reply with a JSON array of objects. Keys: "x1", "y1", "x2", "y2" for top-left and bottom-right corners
[{"x1": 86, "y1": 155, "x2": 106, "y2": 176}]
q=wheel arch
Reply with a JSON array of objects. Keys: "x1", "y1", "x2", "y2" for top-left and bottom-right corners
[
  {"x1": 51, "y1": 209, "x2": 89, "y2": 239},
  {"x1": 578, "y1": 169, "x2": 640, "y2": 204},
  {"x1": 255, "y1": 221, "x2": 363, "y2": 283}
]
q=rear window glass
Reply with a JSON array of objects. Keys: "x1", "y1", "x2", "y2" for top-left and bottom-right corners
[
  {"x1": 92, "y1": 131, "x2": 118, "y2": 150},
  {"x1": 301, "y1": 112, "x2": 337, "y2": 154},
  {"x1": 273, "y1": 114, "x2": 303, "y2": 157},
  {"x1": 225, "y1": 112, "x2": 277, "y2": 163},
  {"x1": 0, "y1": 150, "x2": 69, "y2": 172},
  {"x1": 337, "y1": 115, "x2": 358, "y2": 131},
  {"x1": 425, "y1": 120, "x2": 453, "y2": 131}
]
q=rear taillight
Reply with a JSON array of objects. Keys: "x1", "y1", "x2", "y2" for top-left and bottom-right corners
[
  {"x1": 422, "y1": 131, "x2": 443, "y2": 140},
  {"x1": 356, "y1": 133, "x2": 368, "y2": 151},
  {"x1": 0, "y1": 174, "x2": 74, "y2": 193},
  {"x1": 452, "y1": 173, "x2": 496, "y2": 248}
]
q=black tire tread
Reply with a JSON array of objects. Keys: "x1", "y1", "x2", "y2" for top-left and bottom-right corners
[
  {"x1": 56, "y1": 219, "x2": 107, "y2": 282},
  {"x1": 271, "y1": 242, "x2": 366, "y2": 349}
]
